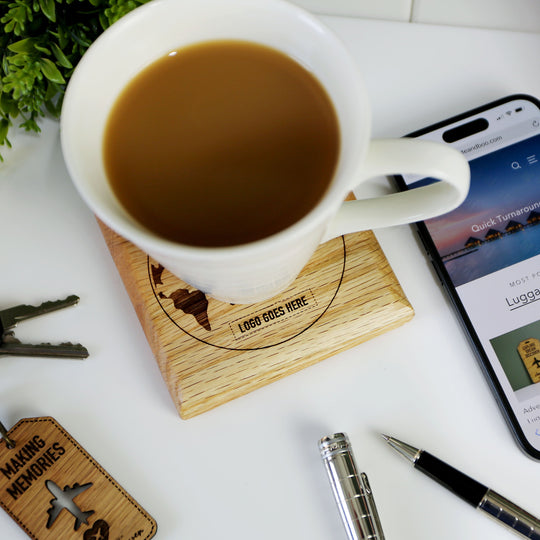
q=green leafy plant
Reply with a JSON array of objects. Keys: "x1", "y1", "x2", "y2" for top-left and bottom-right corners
[{"x1": 0, "y1": 0, "x2": 151, "y2": 159}]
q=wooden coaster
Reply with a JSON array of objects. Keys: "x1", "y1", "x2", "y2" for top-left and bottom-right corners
[
  {"x1": 0, "y1": 416, "x2": 156, "y2": 540},
  {"x1": 98, "y1": 222, "x2": 414, "y2": 418}
]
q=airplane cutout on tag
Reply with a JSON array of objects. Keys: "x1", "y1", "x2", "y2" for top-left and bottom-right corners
[{"x1": 45, "y1": 479, "x2": 94, "y2": 530}]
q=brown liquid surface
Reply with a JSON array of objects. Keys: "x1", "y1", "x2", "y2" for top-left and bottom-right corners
[{"x1": 103, "y1": 40, "x2": 340, "y2": 247}]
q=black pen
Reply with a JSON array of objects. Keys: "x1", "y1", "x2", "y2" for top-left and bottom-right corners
[{"x1": 382, "y1": 434, "x2": 540, "y2": 539}]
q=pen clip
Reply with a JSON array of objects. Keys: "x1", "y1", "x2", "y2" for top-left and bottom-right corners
[
  {"x1": 360, "y1": 472, "x2": 374, "y2": 496},
  {"x1": 360, "y1": 472, "x2": 385, "y2": 538}
]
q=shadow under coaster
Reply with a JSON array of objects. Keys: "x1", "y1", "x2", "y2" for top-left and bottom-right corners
[{"x1": 98, "y1": 222, "x2": 414, "y2": 419}]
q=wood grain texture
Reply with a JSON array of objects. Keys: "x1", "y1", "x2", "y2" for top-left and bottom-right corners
[
  {"x1": 0, "y1": 416, "x2": 156, "y2": 539},
  {"x1": 98, "y1": 221, "x2": 414, "y2": 418}
]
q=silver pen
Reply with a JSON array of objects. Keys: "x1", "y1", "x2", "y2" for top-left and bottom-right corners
[{"x1": 319, "y1": 432, "x2": 385, "y2": 540}]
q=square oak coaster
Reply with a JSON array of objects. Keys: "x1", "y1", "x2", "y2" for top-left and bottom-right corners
[{"x1": 98, "y1": 222, "x2": 414, "y2": 418}]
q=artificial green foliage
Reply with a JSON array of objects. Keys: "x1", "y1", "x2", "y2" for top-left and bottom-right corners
[{"x1": 0, "y1": 0, "x2": 151, "y2": 158}]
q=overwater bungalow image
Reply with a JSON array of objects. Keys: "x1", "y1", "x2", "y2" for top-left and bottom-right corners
[
  {"x1": 465, "y1": 236, "x2": 483, "y2": 248},
  {"x1": 485, "y1": 228, "x2": 503, "y2": 241},
  {"x1": 505, "y1": 220, "x2": 524, "y2": 233},
  {"x1": 527, "y1": 210, "x2": 540, "y2": 225}
]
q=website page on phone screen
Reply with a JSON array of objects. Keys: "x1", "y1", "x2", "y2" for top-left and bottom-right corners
[{"x1": 403, "y1": 101, "x2": 540, "y2": 448}]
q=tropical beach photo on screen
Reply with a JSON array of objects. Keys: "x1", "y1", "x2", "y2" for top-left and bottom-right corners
[{"x1": 411, "y1": 134, "x2": 540, "y2": 287}]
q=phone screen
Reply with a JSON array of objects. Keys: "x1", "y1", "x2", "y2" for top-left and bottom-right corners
[{"x1": 398, "y1": 96, "x2": 540, "y2": 457}]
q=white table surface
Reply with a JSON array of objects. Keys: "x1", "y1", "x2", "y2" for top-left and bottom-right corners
[{"x1": 1, "y1": 14, "x2": 540, "y2": 540}]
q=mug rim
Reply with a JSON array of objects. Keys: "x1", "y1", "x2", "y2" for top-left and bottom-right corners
[{"x1": 61, "y1": 0, "x2": 372, "y2": 261}]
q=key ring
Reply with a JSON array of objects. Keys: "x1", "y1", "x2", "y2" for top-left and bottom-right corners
[{"x1": 0, "y1": 419, "x2": 15, "y2": 449}]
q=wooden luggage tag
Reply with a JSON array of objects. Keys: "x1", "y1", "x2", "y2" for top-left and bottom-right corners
[
  {"x1": 0, "y1": 417, "x2": 156, "y2": 540},
  {"x1": 517, "y1": 338, "x2": 540, "y2": 384}
]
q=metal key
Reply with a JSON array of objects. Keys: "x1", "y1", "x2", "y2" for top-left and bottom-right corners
[
  {"x1": 0, "y1": 334, "x2": 89, "y2": 358},
  {"x1": 0, "y1": 295, "x2": 89, "y2": 359},
  {"x1": 0, "y1": 295, "x2": 80, "y2": 333}
]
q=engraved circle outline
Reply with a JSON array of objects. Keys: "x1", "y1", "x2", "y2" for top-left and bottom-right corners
[{"x1": 148, "y1": 236, "x2": 346, "y2": 351}]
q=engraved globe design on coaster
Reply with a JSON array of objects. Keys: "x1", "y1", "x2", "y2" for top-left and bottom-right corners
[
  {"x1": 149, "y1": 236, "x2": 347, "y2": 351},
  {"x1": 97, "y1": 221, "x2": 414, "y2": 418}
]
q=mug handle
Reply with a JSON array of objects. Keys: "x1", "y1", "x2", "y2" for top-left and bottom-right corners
[{"x1": 321, "y1": 138, "x2": 470, "y2": 242}]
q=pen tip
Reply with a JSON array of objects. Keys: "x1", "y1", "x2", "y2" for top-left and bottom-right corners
[{"x1": 380, "y1": 435, "x2": 420, "y2": 463}]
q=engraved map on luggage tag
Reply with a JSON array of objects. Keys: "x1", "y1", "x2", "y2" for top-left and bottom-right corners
[
  {"x1": 0, "y1": 417, "x2": 157, "y2": 539},
  {"x1": 517, "y1": 338, "x2": 540, "y2": 383}
]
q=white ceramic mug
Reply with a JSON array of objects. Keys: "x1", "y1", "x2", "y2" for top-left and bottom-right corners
[{"x1": 61, "y1": 0, "x2": 469, "y2": 304}]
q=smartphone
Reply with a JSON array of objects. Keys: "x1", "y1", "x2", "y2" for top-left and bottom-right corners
[{"x1": 393, "y1": 94, "x2": 540, "y2": 459}]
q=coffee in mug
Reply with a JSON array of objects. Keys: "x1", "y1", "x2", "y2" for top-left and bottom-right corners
[{"x1": 103, "y1": 40, "x2": 340, "y2": 247}]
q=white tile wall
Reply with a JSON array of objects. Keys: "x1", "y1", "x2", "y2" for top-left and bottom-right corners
[
  {"x1": 291, "y1": 0, "x2": 412, "y2": 21},
  {"x1": 412, "y1": 0, "x2": 540, "y2": 33},
  {"x1": 289, "y1": 0, "x2": 540, "y2": 33}
]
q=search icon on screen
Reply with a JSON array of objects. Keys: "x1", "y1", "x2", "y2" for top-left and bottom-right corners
[{"x1": 511, "y1": 161, "x2": 522, "y2": 169}]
